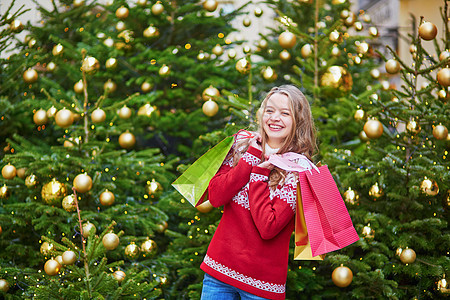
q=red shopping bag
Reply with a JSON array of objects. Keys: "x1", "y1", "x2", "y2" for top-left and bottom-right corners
[{"x1": 297, "y1": 165, "x2": 360, "y2": 257}]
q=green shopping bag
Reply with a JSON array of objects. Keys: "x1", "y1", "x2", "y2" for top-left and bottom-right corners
[{"x1": 172, "y1": 135, "x2": 235, "y2": 207}]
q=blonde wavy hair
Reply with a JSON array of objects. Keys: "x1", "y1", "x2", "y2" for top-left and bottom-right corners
[{"x1": 231, "y1": 85, "x2": 318, "y2": 187}]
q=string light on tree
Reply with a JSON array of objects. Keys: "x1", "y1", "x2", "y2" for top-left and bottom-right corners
[{"x1": 332, "y1": 265, "x2": 353, "y2": 287}]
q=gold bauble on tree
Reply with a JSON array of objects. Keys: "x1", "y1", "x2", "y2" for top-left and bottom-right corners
[
  {"x1": 370, "y1": 69, "x2": 380, "y2": 79},
  {"x1": 279, "y1": 50, "x2": 291, "y2": 61},
  {"x1": 354, "y1": 109, "x2": 365, "y2": 121},
  {"x1": 143, "y1": 25, "x2": 159, "y2": 38},
  {"x1": 2, "y1": 164, "x2": 16, "y2": 179},
  {"x1": 369, "y1": 182, "x2": 384, "y2": 199},
  {"x1": 137, "y1": 0, "x2": 147, "y2": 6},
  {"x1": 74, "y1": 80, "x2": 84, "y2": 93},
  {"x1": 25, "y1": 174, "x2": 38, "y2": 188},
  {"x1": 344, "y1": 12, "x2": 356, "y2": 26},
  {"x1": 100, "y1": 189, "x2": 115, "y2": 206},
  {"x1": 73, "y1": 173, "x2": 92, "y2": 193},
  {"x1": 46, "y1": 62, "x2": 56, "y2": 72},
  {"x1": 10, "y1": 19, "x2": 24, "y2": 32},
  {"x1": 44, "y1": 258, "x2": 61, "y2": 276},
  {"x1": 235, "y1": 58, "x2": 251, "y2": 74},
  {"x1": 368, "y1": 26, "x2": 378, "y2": 37},
  {"x1": 119, "y1": 131, "x2": 136, "y2": 149},
  {"x1": 118, "y1": 106, "x2": 132, "y2": 119},
  {"x1": 0, "y1": 185, "x2": 10, "y2": 199},
  {"x1": 34, "y1": 109, "x2": 48, "y2": 126},
  {"x1": 0, "y1": 279, "x2": 9, "y2": 293},
  {"x1": 320, "y1": 66, "x2": 353, "y2": 95},
  {"x1": 138, "y1": 104, "x2": 158, "y2": 117},
  {"x1": 243, "y1": 17, "x2": 251, "y2": 27},
  {"x1": 115, "y1": 6, "x2": 129, "y2": 19},
  {"x1": 332, "y1": 265, "x2": 353, "y2": 288},
  {"x1": 146, "y1": 179, "x2": 163, "y2": 198},
  {"x1": 254, "y1": 7, "x2": 263, "y2": 17},
  {"x1": 400, "y1": 247, "x2": 416, "y2": 264},
  {"x1": 52, "y1": 43, "x2": 64, "y2": 56},
  {"x1": 81, "y1": 56, "x2": 100, "y2": 74},
  {"x1": 152, "y1": 2, "x2": 164, "y2": 15},
  {"x1": 17, "y1": 167, "x2": 27, "y2": 179},
  {"x1": 82, "y1": 221, "x2": 96, "y2": 238},
  {"x1": 420, "y1": 178, "x2": 439, "y2": 196},
  {"x1": 202, "y1": 100, "x2": 219, "y2": 117},
  {"x1": 196, "y1": 200, "x2": 214, "y2": 213},
  {"x1": 40, "y1": 241, "x2": 54, "y2": 256},
  {"x1": 212, "y1": 44, "x2": 223, "y2": 56},
  {"x1": 262, "y1": 66, "x2": 277, "y2": 82},
  {"x1": 363, "y1": 119, "x2": 383, "y2": 139},
  {"x1": 385, "y1": 59, "x2": 400, "y2": 74},
  {"x1": 329, "y1": 30, "x2": 341, "y2": 43},
  {"x1": 102, "y1": 232, "x2": 120, "y2": 250},
  {"x1": 105, "y1": 58, "x2": 117, "y2": 69},
  {"x1": 343, "y1": 187, "x2": 359, "y2": 205},
  {"x1": 141, "y1": 239, "x2": 157, "y2": 255},
  {"x1": 73, "y1": 0, "x2": 85, "y2": 7},
  {"x1": 125, "y1": 242, "x2": 140, "y2": 258},
  {"x1": 355, "y1": 41, "x2": 369, "y2": 55},
  {"x1": 437, "y1": 68, "x2": 450, "y2": 87},
  {"x1": 203, "y1": 0, "x2": 218, "y2": 12},
  {"x1": 433, "y1": 124, "x2": 448, "y2": 140},
  {"x1": 55, "y1": 108, "x2": 74, "y2": 128},
  {"x1": 439, "y1": 50, "x2": 450, "y2": 62},
  {"x1": 141, "y1": 81, "x2": 153, "y2": 93},
  {"x1": 91, "y1": 108, "x2": 106, "y2": 123},
  {"x1": 104, "y1": 79, "x2": 117, "y2": 93},
  {"x1": 62, "y1": 194, "x2": 77, "y2": 212},
  {"x1": 406, "y1": 119, "x2": 421, "y2": 134},
  {"x1": 300, "y1": 44, "x2": 312, "y2": 58},
  {"x1": 331, "y1": 46, "x2": 340, "y2": 57},
  {"x1": 62, "y1": 250, "x2": 77, "y2": 265},
  {"x1": 23, "y1": 68, "x2": 38, "y2": 83},
  {"x1": 113, "y1": 270, "x2": 126, "y2": 283},
  {"x1": 418, "y1": 21, "x2": 438, "y2": 41},
  {"x1": 278, "y1": 31, "x2": 296, "y2": 49},
  {"x1": 202, "y1": 86, "x2": 220, "y2": 101},
  {"x1": 159, "y1": 64, "x2": 170, "y2": 77},
  {"x1": 41, "y1": 179, "x2": 67, "y2": 206}
]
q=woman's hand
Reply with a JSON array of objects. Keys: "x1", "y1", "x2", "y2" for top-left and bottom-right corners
[
  {"x1": 257, "y1": 161, "x2": 274, "y2": 170},
  {"x1": 248, "y1": 132, "x2": 262, "y2": 151}
]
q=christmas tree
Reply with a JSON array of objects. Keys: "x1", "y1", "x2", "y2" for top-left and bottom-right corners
[{"x1": 0, "y1": 0, "x2": 250, "y2": 297}]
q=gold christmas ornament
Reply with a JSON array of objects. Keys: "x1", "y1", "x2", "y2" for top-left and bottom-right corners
[
  {"x1": 202, "y1": 86, "x2": 220, "y2": 101},
  {"x1": 102, "y1": 232, "x2": 120, "y2": 250},
  {"x1": 258, "y1": 39, "x2": 268, "y2": 49},
  {"x1": 362, "y1": 13, "x2": 371, "y2": 22},
  {"x1": 332, "y1": 265, "x2": 353, "y2": 288},
  {"x1": 362, "y1": 224, "x2": 375, "y2": 238},
  {"x1": 143, "y1": 25, "x2": 159, "y2": 38},
  {"x1": 41, "y1": 179, "x2": 67, "y2": 206},
  {"x1": 202, "y1": 100, "x2": 219, "y2": 117},
  {"x1": 420, "y1": 178, "x2": 439, "y2": 196},
  {"x1": 381, "y1": 80, "x2": 390, "y2": 90},
  {"x1": 28, "y1": 38, "x2": 37, "y2": 48},
  {"x1": 62, "y1": 250, "x2": 77, "y2": 265},
  {"x1": 343, "y1": 187, "x2": 359, "y2": 205},
  {"x1": 437, "y1": 275, "x2": 449, "y2": 293},
  {"x1": 103, "y1": 37, "x2": 114, "y2": 47},
  {"x1": 118, "y1": 106, "x2": 132, "y2": 119},
  {"x1": 64, "y1": 137, "x2": 79, "y2": 148},
  {"x1": 254, "y1": 7, "x2": 263, "y2": 17},
  {"x1": 196, "y1": 200, "x2": 214, "y2": 213},
  {"x1": 146, "y1": 179, "x2": 163, "y2": 197},
  {"x1": 33, "y1": 109, "x2": 49, "y2": 125},
  {"x1": 0, "y1": 185, "x2": 9, "y2": 199},
  {"x1": 385, "y1": 59, "x2": 400, "y2": 74},
  {"x1": 212, "y1": 44, "x2": 223, "y2": 56},
  {"x1": 104, "y1": 79, "x2": 117, "y2": 93},
  {"x1": 151, "y1": 2, "x2": 164, "y2": 15},
  {"x1": 115, "y1": 6, "x2": 129, "y2": 19},
  {"x1": 16, "y1": 167, "x2": 27, "y2": 179},
  {"x1": 62, "y1": 194, "x2": 77, "y2": 212},
  {"x1": 354, "y1": 109, "x2": 365, "y2": 121},
  {"x1": 100, "y1": 190, "x2": 115, "y2": 206},
  {"x1": 344, "y1": 12, "x2": 356, "y2": 27},
  {"x1": 406, "y1": 119, "x2": 421, "y2": 134},
  {"x1": 370, "y1": 69, "x2": 380, "y2": 79},
  {"x1": 369, "y1": 182, "x2": 384, "y2": 199},
  {"x1": 433, "y1": 124, "x2": 448, "y2": 140},
  {"x1": 235, "y1": 58, "x2": 251, "y2": 74},
  {"x1": 74, "y1": 80, "x2": 84, "y2": 94},
  {"x1": 55, "y1": 108, "x2": 74, "y2": 128},
  {"x1": 278, "y1": 31, "x2": 296, "y2": 49},
  {"x1": 46, "y1": 62, "x2": 56, "y2": 72},
  {"x1": 141, "y1": 81, "x2": 153, "y2": 93},
  {"x1": 368, "y1": 26, "x2": 378, "y2": 37},
  {"x1": 91, "y1": 108, "x2": 106, "y2": 123},
  {"x1": 263, "y1": 66, "x2": 277, "y2": 82},
  {"x1": 2, "y1": 164, "x2": 16, "y2": 179},
  {"x1": 137, "y1": 0, "x2": 147, "y2": 6},
  {"x1": 203, "y1": 0, "x2": 218, "y2": 12},
  {"x1": 243, "y1": 17, "x2": 251, "y2": 27},
  {"x1": 0, "y1": 279, "x2": 9, "y2": 293},
  {"x1": 52, "y1": 43, "x2": 64, "y2": 56},
  {"x1": 227, "y1": 49, "x2": 237, "y2": 59},
  {"x1": 437, "y1": 68, "x2": 450, "y2": 87},
  {"x1": 331, "y1": 46, "x2": 340, "y2": 57},
  {"x1": 105, "y1": 58, "x2": 117, "y2": 69},
  {"x1": 73, "y1": 0, "x2": 84, "y2": 7},
  {"x1": 141, "y1": 239, "x2": 157, "y2": 255},
  {"x1": 10, "y1": 19, "x2": 24, "y2": 32},
  {"x1": 279, "y1": 50, "x2": 291, "y2": 61},
  {"x1": 119, "y1": 132, "x2": 136, "y2": 149},
  {"x1": 23, "y1": 68, "x2": 38, "y2": 83},
  {"x1": 354, "y1": 21, "x2": 363, "y2": 31},
  {"x1": 40, "y1": 241, "x2": 54, "y2": 255},
  {"x1": 300, "y1": 44, "x2": 312, "y2": 58},
  {"x1": 81, "y1": 56, "x2": 100, "y2": 74},
  {"x1": 329, "y1": 30, "x2": 341, "y2": 43},
  {"x1": 439, "y1": 50, "x2": 450, "y2": 62},
  {"x1": 332, "y1": 0, "x2": 346, "y2": 4},
  {"x1": 159, "y1": 64, "x2": 170, "y2": 77},
  {"x1": 56, "y1": 255, "x2": 64, "y2": 266},
  {"x1": 438, "y1": 89, "x2": 449, "y2": 100},
  {"x1": 25, "y1": 174, "x2": 38, "y2": 188},
  {"x1": 340, "y1": 9, "x2": 350, "y2": 19},
  {"x1": 44, "y1": 259, "x2": 61, "y2": 276},
  {"x1": 138, "y1": 104, "x2": 158, "y2": 117},
  {"x1": 113, "y1": 270, "x2": 126, "y2": 283},
  {"x1": 418, "y1": 22, "x2": 438, "y2": 41},
  {"x1": 73, "y1": 173, "x2": 92, "y2": 193},
  {"x1": 363, "y1": 119, "x2": 383, "y2": 139},
  {"x1": 125, "y1": 242, "x2": 140, "y2": 258},
  {"x1": 400, "y1": 247, "x2": 416, "y2": 264},
  {"x1": 355, "y1": 41, "x2": 369, "y2": 55},
  {"x1": 82, "y1": 221, "x2": 96, "y2": 238},
  {"x1": 320, "y1": 66, "x2": 353, "y2": 94}
]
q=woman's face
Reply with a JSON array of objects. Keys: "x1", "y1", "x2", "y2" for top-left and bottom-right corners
[{"x1": 262, "y1": 93, "x2": 294, "y2": 149}]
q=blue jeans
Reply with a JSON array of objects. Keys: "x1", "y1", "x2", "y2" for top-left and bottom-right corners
[{"x1": 201, "y1": 273, "x2": 269, "y2": 300}]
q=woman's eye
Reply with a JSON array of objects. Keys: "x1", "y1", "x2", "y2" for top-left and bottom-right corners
[{"x1": 282, "y1": 112, "x2": 290, "y2": 116}]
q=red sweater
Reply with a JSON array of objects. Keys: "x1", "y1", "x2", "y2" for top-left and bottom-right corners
[{"x1": 200, "y1": 135, "x2": 298, "y2": 300}]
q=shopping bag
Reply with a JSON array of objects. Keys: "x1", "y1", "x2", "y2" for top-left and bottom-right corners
[
  {"x1": 298, "y1": 165, "x2": 360, "y2": 257},
  {"x1": 172, "y1": 135, "x2": 234, "y2": 207},
  {"x1": 294, "y1": 183, "x2": 326, "y2": 260}
]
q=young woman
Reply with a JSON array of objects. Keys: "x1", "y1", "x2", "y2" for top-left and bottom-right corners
[{"x1": 200, "y1": 85, "x2": 317, "y2": 300}]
